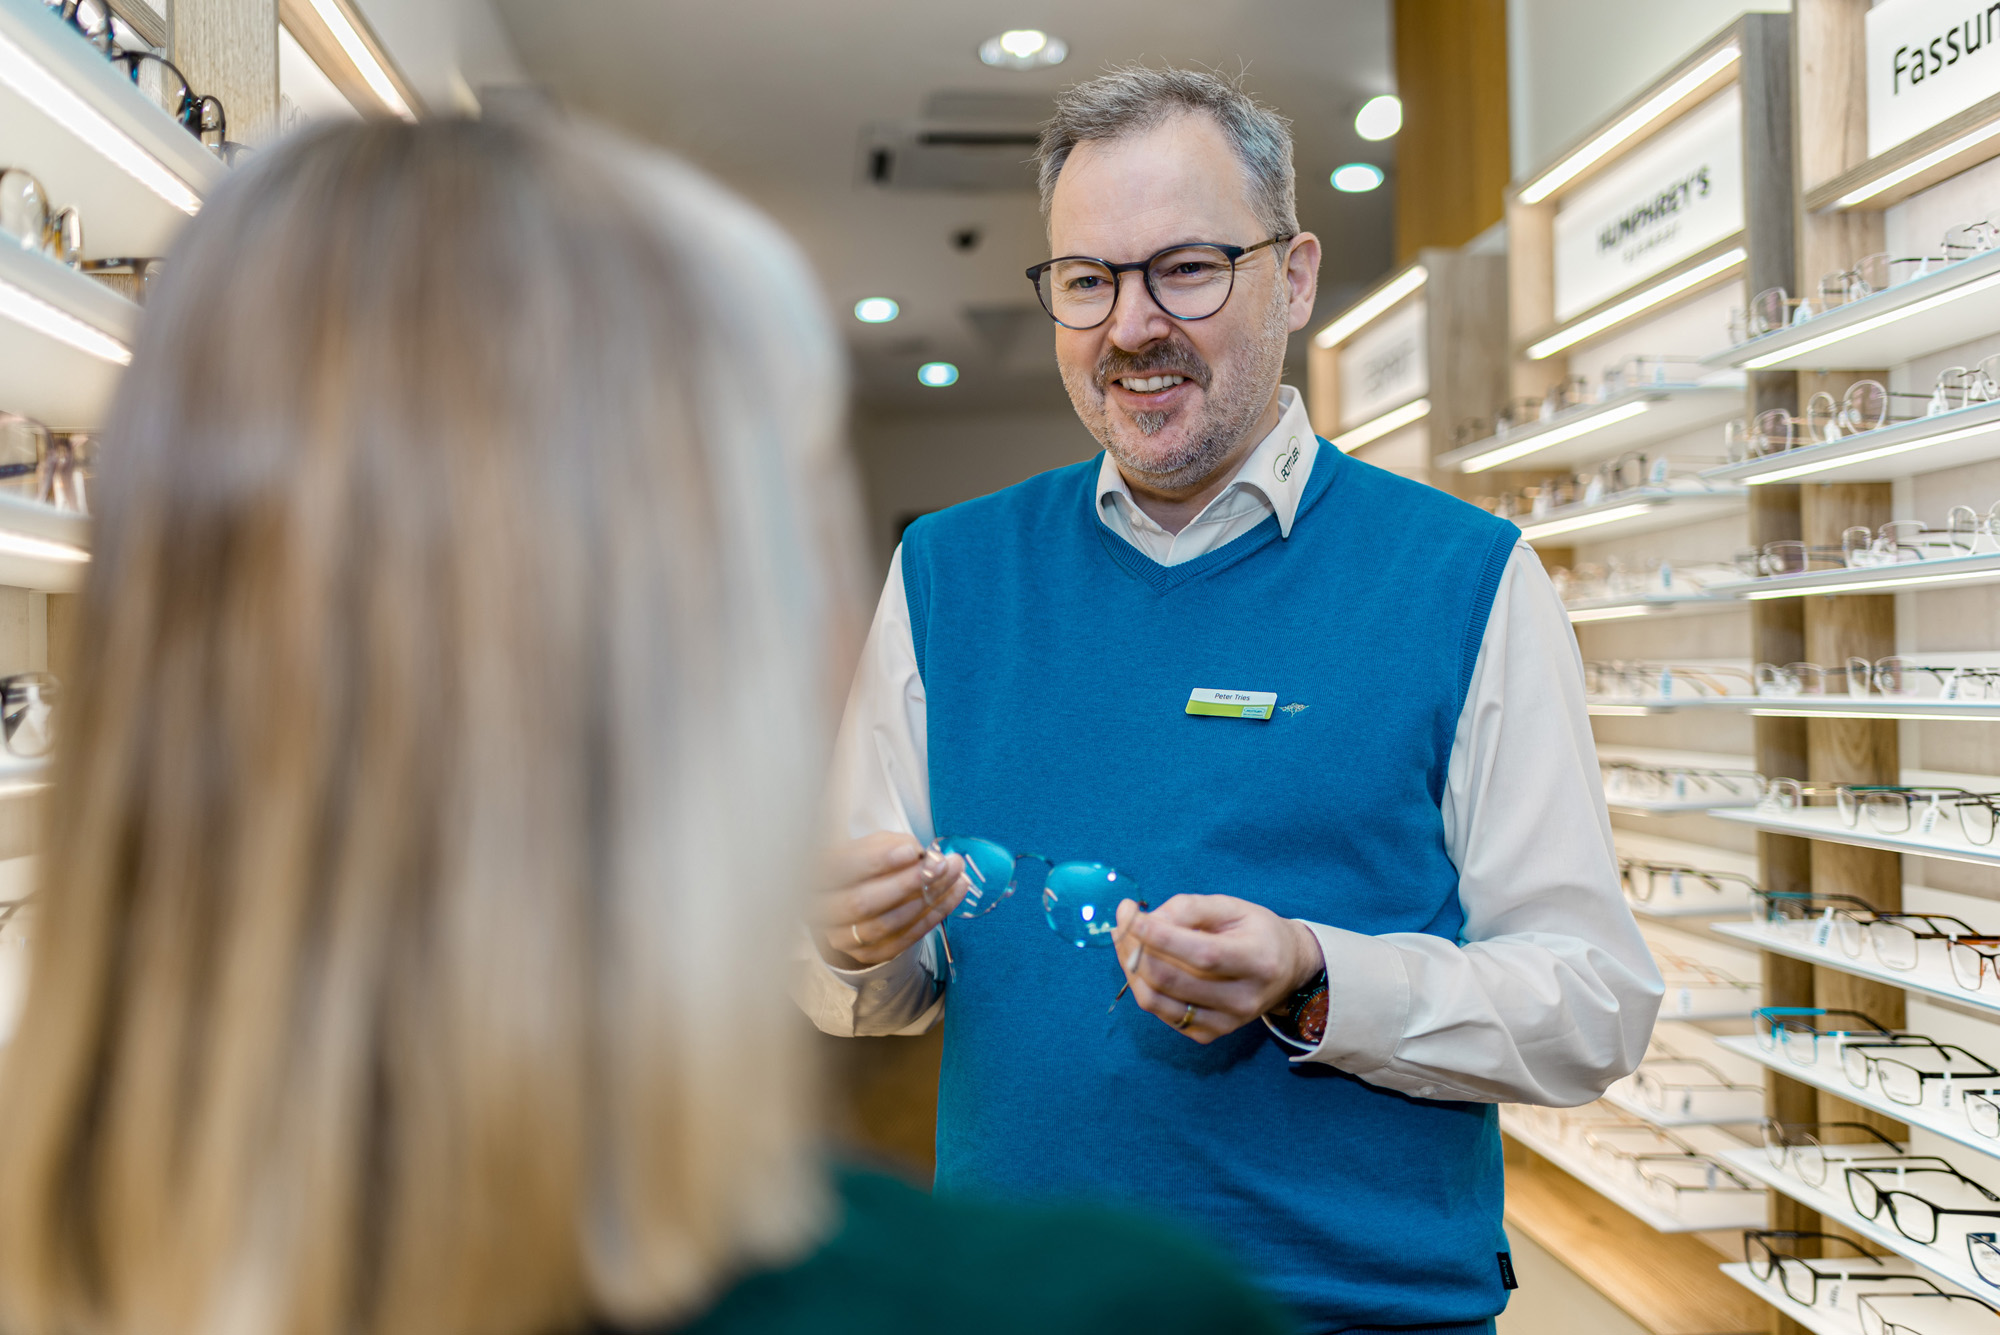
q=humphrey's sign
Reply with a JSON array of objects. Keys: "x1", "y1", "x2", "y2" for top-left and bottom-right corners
[
  {"x1": 1867, "y1": 0, "x2": 2000, "y2": 158},
  {"x1": 1553, "y1": 88, "x2": 1744, "y2": 322}
]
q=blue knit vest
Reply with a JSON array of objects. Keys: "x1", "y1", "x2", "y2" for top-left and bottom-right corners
[{"x1": 900, "y1": 441, "x2": 1518, "y2": 1332}]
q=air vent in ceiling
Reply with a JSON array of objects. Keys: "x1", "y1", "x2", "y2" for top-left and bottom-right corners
[{"x1": 861, "y1": 91, "x2": 1047, "y2": 192}]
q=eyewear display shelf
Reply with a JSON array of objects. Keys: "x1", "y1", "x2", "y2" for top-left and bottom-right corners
[
  {"x1": 1592, "y1": 695, "x2": 2000, "y2": 722},
  {"x1": 0, "y1": 238, "x2": 134, "y2": 431},
  {"x1": 1715, "y1": 921, "x2": 2000, "y2": 1021},
  {"x1": 1602, "y1": 1082, "x2": 1763, "y2": 1128},
  {"x1": 1626, "y1": 891, "x2": 1756, "y2": 921},
  {"x1": 1706, "y1": 246, "x2": 2000, "y2": 374},
  {"x1": 1720, "y1": 1149, "x2": 1997, "y2": 1297},
  {"x1": 0, "y1": 0, "x2": 222, "y2": 257},
  {"x1": 1497, "y1": 1107, "x2": 1766, "y2": 1233},
  {"x1": 1702, "y1": 400, "x2": 2000, "y2": 487},
  {"x1": 1437, "y1": 383, "x2": 1747, "y2": 476},
  {"x1": 1716, "y1": 1262, "x2": 1964, "y2": 1335},
  {"x1": 1515, "y1": 486, "x2": 1749, "y2": 547},
  {"x1": 1709, "y1": 807, "x2": 2000, "y2": 870},
  {"x1": 1568, "y1": 592, "x2": 1746, "y2": 624},
  {"x1": 1729, "y1": 552, "x2": 2000, "y2": 601},
  {"x1": 1715, "y1": 1034, "x2": 2000, "y2": 1167}
]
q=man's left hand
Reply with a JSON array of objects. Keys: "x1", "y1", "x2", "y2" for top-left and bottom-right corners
[{"x1": 1111, "y1": 895, "x2": 1326, "y2": 1044}]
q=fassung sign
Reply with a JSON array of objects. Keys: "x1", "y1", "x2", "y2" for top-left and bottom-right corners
[{"x1": 1866, "y1": 0, "x2": 2000, "y2": 158}]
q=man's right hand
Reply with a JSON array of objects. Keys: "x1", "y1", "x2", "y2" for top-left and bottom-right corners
[{"x1": 817, "y1": 832, "x2": 967, "y2": 968}]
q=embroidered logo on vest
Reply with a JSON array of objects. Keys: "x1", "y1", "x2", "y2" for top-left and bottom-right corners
[
  {"x1": 1279, "y1": 702, "x2": 1309, "y2": 716},
  {"x1": 1274, "y1": 436, "x2": 1300, "y2": 482}
]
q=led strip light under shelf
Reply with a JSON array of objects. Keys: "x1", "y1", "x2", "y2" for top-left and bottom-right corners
[{"x1": 0, "y1": 25, "x2": 201, "y2": 215}]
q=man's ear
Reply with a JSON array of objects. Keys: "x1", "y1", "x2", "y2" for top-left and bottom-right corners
[{"x1": 1282, "y1": 233, "x2": 1322, "y2": 334}]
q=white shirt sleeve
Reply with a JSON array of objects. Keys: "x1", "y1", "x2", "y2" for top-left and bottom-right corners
[
  {"x1": 793, "y1": 545, "x2": 948, "y2": 1038},
  {"x1": 1283, "y1": 542, "x2": 1664, "y2": 1105}
]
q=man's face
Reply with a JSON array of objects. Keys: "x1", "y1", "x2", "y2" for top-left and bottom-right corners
[{"x1": 1047, "y1": 113, "x2": 1317, "y2": 492}]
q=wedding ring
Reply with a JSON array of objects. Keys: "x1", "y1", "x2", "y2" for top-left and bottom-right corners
[
  {"x1": 850, "y1": 923, "x2": 866, "y2": 947},
  {"x1": 1177, "y1": 1002, "x2": 1196, "y2": 1030}
]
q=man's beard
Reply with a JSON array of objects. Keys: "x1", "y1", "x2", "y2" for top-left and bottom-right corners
[{"x1": 1060, "y1": 282, "x2": 1291, "y2": 493}]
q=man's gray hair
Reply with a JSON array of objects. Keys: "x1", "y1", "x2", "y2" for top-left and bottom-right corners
[{"x1": 1036, "y1": 66, "x2": 1298, "y2": 238}]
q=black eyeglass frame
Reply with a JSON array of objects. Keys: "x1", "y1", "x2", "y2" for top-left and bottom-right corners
[
  {"x1": 1743, "y1": 1230, "x2": 1938, "y2": 1308},
  {"x1": 1024, "y1": 234, "x2": 1295, "y2": 330},
  {"x1": 110, "y1": 50, "x2": 227, "y2": 145}
]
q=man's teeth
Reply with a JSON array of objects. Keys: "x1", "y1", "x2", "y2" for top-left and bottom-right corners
[{"x1": 1119, "y1": 374, "x2": 1186, "y2": 393}]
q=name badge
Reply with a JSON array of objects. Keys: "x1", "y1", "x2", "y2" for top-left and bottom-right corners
[{"x1": 1186, "y1": 688, "x2": 1276, "y2": 720}]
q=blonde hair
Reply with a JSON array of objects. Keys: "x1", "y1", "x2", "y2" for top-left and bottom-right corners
[{"x1": 0, "y1": 118, "x2": 858, "y2": 1335}]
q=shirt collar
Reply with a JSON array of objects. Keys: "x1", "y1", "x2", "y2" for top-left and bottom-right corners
[{"x1": 1095, "y1": 385, "x2": 1315, "y2": 539}]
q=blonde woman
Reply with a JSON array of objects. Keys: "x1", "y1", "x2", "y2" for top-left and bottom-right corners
[{"x1": 0, "y1": 120, "x2": 1288, "y2": 1335}]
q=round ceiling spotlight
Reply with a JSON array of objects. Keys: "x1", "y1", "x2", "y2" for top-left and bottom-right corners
[
  {"x1": 979, "y1": 29, "x2": 1067, "y2": 69},
  {"x1": 918, "y1": 362, "x2": 960, "y2": 387},
  {"x1": 1331, "y1": 162, "x2": 1386, "y2": 193},
  {"x1": 853, "y1": 297, "x2": 900, "y2": 324},
  {"x1": 1354, "y1": 95, "x2": 1403, "y2": 141}
]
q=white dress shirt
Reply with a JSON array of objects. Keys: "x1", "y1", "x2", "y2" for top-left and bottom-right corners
[{"x1": 798, "y1": 387, "x2": 1663, "y2": 1107}]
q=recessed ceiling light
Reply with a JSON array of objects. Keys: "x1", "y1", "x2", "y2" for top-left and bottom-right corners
[
  {"x1": 1354, "y1": 95, "x2": 1402, "y2": 141},
  {"x1": 854, "y1": 297, "x2": 899, "y2": 324},
  {"x1": 979, "y1": 29, "x2": 1067, "y2": 69},
  {"x1": 1331, "y1": 163, "x2": 1385, "y2": 193},
  {"x1": 918, "y1": 362, "x2": 960, "y2": 387}
]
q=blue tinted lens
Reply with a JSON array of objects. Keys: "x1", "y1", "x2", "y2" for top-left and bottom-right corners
[
  {"x1": 936, "y1": 836, "x2": 1016, "y2": 918},
  {"x1": 1043, "y1": 862, "x2": 1138, "y2": 948}
]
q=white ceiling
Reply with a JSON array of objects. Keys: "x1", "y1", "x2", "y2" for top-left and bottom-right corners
[{"x1": 489, "y1": 0, "x2": 1397, "y2": 412}]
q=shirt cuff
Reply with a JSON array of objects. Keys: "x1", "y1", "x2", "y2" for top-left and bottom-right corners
[{"x1": 1276, "y1": 920, "x2": 1409, "y2": 1070}]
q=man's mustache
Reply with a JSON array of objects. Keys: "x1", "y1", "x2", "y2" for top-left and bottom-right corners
[{"x1": 1095, "y1": 341, "x2": 1211, "y2": 390}]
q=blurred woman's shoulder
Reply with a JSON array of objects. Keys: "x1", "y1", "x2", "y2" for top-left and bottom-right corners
[{"x1": 650, "y1": 1168, "x2": 1296, "y2": 1335}]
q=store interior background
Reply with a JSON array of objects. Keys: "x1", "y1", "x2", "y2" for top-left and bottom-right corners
[
  {"x1": 321, "y1": 3, "x2": 1791, "y2": 1332},
  {"x1": 358, "y1": 0, "x2": 1783, "y2": 570}
]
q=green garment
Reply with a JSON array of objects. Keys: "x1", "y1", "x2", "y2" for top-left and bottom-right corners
[{"x1": 663, "y1": 1169, "x2": 1297, "y2": 1335}]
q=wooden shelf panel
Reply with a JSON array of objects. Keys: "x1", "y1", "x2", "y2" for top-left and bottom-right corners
[{"x1": 1504, "y1": 1148, "x2": 1766, "y2": 1335}]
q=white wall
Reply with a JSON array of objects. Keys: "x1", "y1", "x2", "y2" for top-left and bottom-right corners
[
  {"x1": 848, "y1": 408, "x2": 1101, "y2": 578},
  {"x1": 1506, "y1": 0, "x2": 1790, "y2": 178}
]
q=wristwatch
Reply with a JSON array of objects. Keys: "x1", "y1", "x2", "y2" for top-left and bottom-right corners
[{"x1": 1268, "y1": 968, "x2": 1329, "y2": 1047}]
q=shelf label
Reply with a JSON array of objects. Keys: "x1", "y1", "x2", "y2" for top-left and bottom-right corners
[
  {"x1": 1552, "y1": 87, "x2": 1745, "y2": 322},
  {"x1": 1866, "y1": 0, "x2": 2000, "y2": 158},
  {"x1": 1336, "y1": 297, "x2": 1427, "y2": 430}
]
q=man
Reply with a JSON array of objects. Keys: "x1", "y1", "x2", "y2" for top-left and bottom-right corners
[{"x1": 800, "y1": 67, "x2": 1662, "y2": 1334}]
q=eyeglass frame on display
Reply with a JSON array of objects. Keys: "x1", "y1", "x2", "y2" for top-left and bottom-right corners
[
  {"x1": 1842, "y1": 1037, "x2": 2000, "y2": 1107},
  {"x1": 0, "y1": 672, "x2": 57, "y2": 760},
  {"x1": 1585, "y1": 660, "x2": 1755, "y2": 700},
  {"x1": 1625, "y1": 1055, "x2": 1758, "y2": 1114},
  {"x1": 0, "y1": 169, "x2": 81, "y2": 268},
  {"x1": 1759, "y1": 1120, "x2": 1908, "y2": 1189},
  {"x1": 37, "y1": 1, "x2": 237, "y2": 158},
  {"x1": 1617, "y1": 857, "x2": 1757, "y2": 905},
  {"x1": 1756, "y1": 779, "x2": 2000, "y2": 846},
  {"x1": 1856, "y1": 1290, "x2": 2000, "y2": 1333},
  {"x1": 1730, "y1": 219, "x2": 2000, "y2": 343},
  {"x1": 1742, "y1": 1229, "x2": 1943, "y2": 1309}
]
